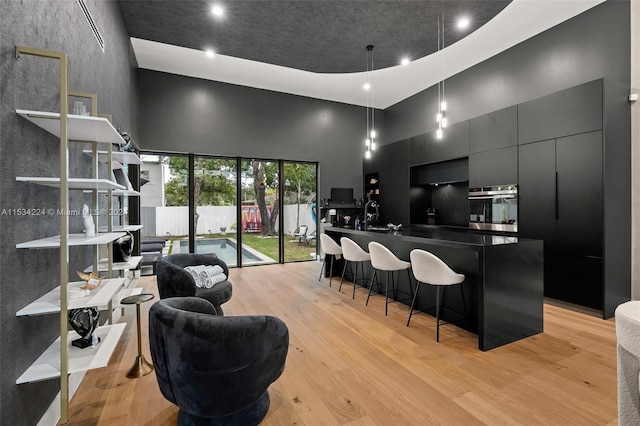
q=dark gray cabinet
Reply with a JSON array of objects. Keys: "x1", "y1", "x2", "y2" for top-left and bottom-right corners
[
  {"x1": 374, "y1": 140, "x2": 410, "y2": 225},
  {"x1": 518, "y1": 130, "x2": 603, "y2": 309},
  {"x1": 556, "y1": 132, "x2": 603, "y2": 257},
  {"x1": 469, "y1": 146, "x2": 517, "y2": 188},
  {"x1": 470, "y1": 106, "x2": 517, "y2": 153},
  {"x1": 409, "y1": 121, "x2": 470, "y2": 165},
  {"x1": 518, "y1": 79, "x2": 603, "y2": 145},
  {"x1": 518, "y1": 139, "x2": 556, "y2": 250}
]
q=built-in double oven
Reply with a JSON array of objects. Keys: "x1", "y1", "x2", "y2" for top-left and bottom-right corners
[{"x1": 468, "y1": 185, "x2": 518, "y2": 232}]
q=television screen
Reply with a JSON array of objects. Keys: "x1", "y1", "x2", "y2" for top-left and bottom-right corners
[{"x1": 331, "y1": 187, "x2": 354, "y2": 204}]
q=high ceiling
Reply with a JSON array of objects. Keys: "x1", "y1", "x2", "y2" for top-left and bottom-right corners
[
  {"x1": 118, "y1": 1, "x2": 605, "y2": 108},
  {"x1": 118, "y1": 0, "x2": 511, "y2": 73}
]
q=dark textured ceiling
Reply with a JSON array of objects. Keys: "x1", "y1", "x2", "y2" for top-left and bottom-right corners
[{"x1": 118, "y1": 0, "x2": 511, "y2": 73}]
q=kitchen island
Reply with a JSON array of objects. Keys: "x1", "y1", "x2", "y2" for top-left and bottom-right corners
[{"x1": 325, "y1": 226, "x2": 544, "y2": 351}]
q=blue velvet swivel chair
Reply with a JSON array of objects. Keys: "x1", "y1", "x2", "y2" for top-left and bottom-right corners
[{"x1": 149, "y1": 297, "x2": 289, "y2": 425}]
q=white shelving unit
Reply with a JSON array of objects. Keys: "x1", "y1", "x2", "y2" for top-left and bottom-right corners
[
  {"x1": 13, "y1": 74, "x2": 138, "y2": 426},
  {"x1": 16, "y1": 323, "x2": 126, "y2": 384},
  {"x1": 14, "y1": 46, "x2": 146, "y2": 424}
]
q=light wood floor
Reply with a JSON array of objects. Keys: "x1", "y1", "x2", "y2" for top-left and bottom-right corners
[{"x1": 66, "y1": 261, "x2": 618, "y2": 425}]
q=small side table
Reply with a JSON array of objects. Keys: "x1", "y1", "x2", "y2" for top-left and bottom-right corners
[{"x1": 121, "y1": 293, "x2": 155, "y2": 378}]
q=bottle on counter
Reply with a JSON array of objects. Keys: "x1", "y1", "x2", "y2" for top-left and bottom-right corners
[{"x1": 355, "y1": 216, "x2": 361, "y2": 230}]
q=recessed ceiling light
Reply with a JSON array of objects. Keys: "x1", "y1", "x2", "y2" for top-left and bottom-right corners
[
  {"x1": 400, "y1": 57, "x2": 410, "y2": 66},
  {"x1": 205, "y1": 49, "x2": 215, "y2": 58},
  {"x1": 211, "y1": 4, "x2": 224, "y2": 17},
  {"x1": 457, "y1": 17, "x2": 470, "y2": 29},
  {"x1": 363, "y1": 82, "x2": 371, "y2": 91}
]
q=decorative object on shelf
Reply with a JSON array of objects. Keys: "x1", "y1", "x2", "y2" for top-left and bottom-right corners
[
  {"x1": 113, "y1": 231, "x2": 134, "y2": 262},
  {"x1": 82, "y1": 204, "x2": 95, "y2": 237},
  {"x1": 117, "y1": 129, "x2": 136, "y2": 152},
  {"x1": 387, "y1": 223, "x2": 403, "y2": 232},
  {"x1": 343, "y1": 215, "x2": 351, "y2": 226},
  {"x1": 363, "y1": 44, "x2": 377, "y2": 159},
  {"x1": 68, "y1": 307, "x2": 101, "y2": 349},
  {"x1": 76, "y1": 271, "x2": 103, "y2": 290}
]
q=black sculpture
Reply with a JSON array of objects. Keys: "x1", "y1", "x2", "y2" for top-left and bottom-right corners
[{"x1": 68, "y1": 307, "x2": 100, "y2": 349}]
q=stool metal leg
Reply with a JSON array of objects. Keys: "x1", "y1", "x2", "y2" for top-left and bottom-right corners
[
  {"x1": 318, "y1": 256, "x2": 326, "y2": 282},
  {"x1": 329, "y1": 255, "x2": 335, "y2": 287},
  {"x1": 352, "y1": 261, "x2": 358, "y2": 299},
  {"x1": 385, "y1": 271, "x2": 390, "y2": 316},
  {"x1": 435, "y1": 286, "x2": 449, "y2": 342},
  {"x1": 366, "y1": 269, "x2": 378, "y2": 306},
  {"x1": 407, "y1": 281, "x2": 422, "y2": 326},
  {"x1": 339, "y1": 261, "x2": 349, "y2": 292}
]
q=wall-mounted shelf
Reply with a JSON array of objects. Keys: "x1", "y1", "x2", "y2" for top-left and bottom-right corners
[
  {"x1": 15, "y1": 323, "x2": 126, "y2": 384},
  {"x1": 98, "y1": 224, "x2": 143, "y2": 233},
  {"x1": 16, "y1": 278, "x2": 126, "y2": 317},
  {"x1": 112, "y1": 189, "x2": 140, "y2": 196},
  {"x1": 16, "y1": 177, "x2": 126, "y2": 191},
  {"x1": 82, "y1": 150, "x2": 142, "y2": 165},
  {"x1": 16, "y1": 232, "x2": 126, "y2": 249},
  {"x1": 16, "y1": 109, "x2": 125, "y2": 144},
  {"x1": 83, "y1": 255, "x2": 142, "y2": 273}
]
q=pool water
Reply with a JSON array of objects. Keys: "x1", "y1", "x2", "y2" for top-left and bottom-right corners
[{"x1": 179, "y1": 238, "x2": 265, "y2": 264}]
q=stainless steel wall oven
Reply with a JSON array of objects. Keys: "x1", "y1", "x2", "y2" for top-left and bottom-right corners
[{"x1": 468, "y1": 185, "x2": 518, "y2": 232}]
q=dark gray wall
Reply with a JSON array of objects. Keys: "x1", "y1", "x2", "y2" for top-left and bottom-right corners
[
  {"x1": 0, "y1": 1, "x2": 134, "y2": 424},
  {"x1": 384, "y1": 1, "x2": 629, "y2": 145},
  {"x1": 382, "y1": 1, "x2": 631, "y2": 318},
  {"x1": 137, "y1": 70, "x2": 374, "y2": 201}
]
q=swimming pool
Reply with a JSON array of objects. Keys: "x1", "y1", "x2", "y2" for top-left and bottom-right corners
[{"x1": 178, "y1": 238, "x2": 274, "y2": 265}]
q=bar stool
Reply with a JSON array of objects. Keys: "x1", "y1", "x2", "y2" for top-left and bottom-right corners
[
  {"x1": 339, "y1": 237, "x2": 371, "y2": 299},
  {"x1": 318, "y1": 233, "x2": 342, "y2": 287},
  {"x1": 407, "y1": 249, "x2": 468, "y2": 342},
  {"x1": 367, "y1": 241, "x2": 413, "y2": 316}
]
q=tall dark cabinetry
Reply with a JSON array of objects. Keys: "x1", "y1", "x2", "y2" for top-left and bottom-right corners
[{"x1": 518, "y1": 80, "x2": 604, "y2": 310}]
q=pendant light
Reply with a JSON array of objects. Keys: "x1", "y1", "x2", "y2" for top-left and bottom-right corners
[
  {"x1": 435, "y1": 12, "x2": 447, "y2": 140},
  {"x1": 364, "y1": 44, "x2": 376, "y2": 159}
]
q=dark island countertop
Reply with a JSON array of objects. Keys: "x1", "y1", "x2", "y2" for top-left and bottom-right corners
[
  {"x1": 324, "y1": 225, "x2": 544, "y2": 351},
  {"x1": 331, "y1": 225, "x2": 521, "y2": 247}
]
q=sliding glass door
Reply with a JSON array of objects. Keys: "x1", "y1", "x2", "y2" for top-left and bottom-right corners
[
  {"x1": 239, "y1": 159, "x2": 279, "y2": 265},
  {"x1": 192, "y1": 156, "x2": 239, "y2": 265},
  {"x1": 140, "y1": 152, "x2": 317, "y2": 268},
  {"x1": 282, "y1": 162, "x2": 318, "y2": 262}
]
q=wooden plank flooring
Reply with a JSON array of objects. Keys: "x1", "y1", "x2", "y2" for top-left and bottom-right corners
[{"x1": 66, "y1": 261, "x2": 618, "y2": 425}]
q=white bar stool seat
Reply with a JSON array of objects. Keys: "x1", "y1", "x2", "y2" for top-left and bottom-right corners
[
  {"x1": 318, "y1": 233, "x2": 343, "y2": 287},
  {"x1": 407, "y1": 249, "x2": 468, "y2": 342},
  {"x1": 366, "y1": 241, "x2": 413, "y2": 316},
  {"x1": 339, "y1": 237, "x2": 371, "y2": 299}
]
